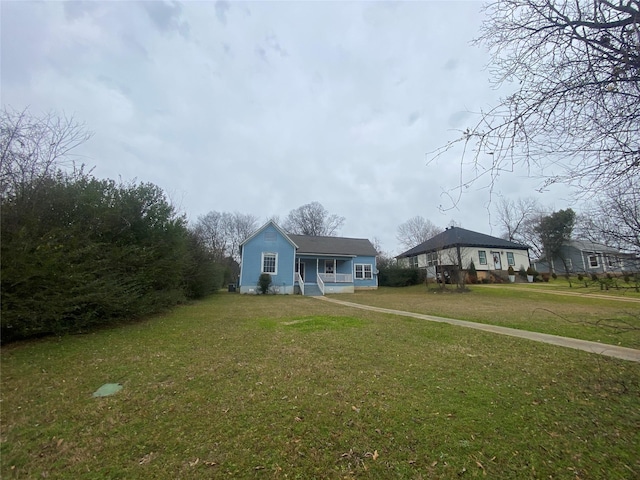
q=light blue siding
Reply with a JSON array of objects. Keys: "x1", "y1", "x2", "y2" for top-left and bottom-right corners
[
  {"x1": 239, "y1": 224, "x2": 295, "y2": 294},
  {"x1": 353, "y1": 255, "x2": 378, "y2": 289}
]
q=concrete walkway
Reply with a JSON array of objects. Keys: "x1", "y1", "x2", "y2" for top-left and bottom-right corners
[{"x1": 314, "y1": 296, "x2": 640, "y2": 363}]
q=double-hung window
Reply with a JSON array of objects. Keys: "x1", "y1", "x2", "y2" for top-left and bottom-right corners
[
  {"x1": 478, "y1": 250, "x2": 487, "y2": 265},
  {"x1": 409, "y1": 256, "x2": 419, "y2": 268},
  {"x1": 355, "y1": 264, "x2": 372, "y2": 279},
  {"x1": 588, "y1": 255, "x2": 599, "y2": 268},
  {"x1": 506, "y1": 252, "x2": 515, "y2": 266},
  {"x1": 262, "y1": 252, "x2": 277, "y2": 274}
]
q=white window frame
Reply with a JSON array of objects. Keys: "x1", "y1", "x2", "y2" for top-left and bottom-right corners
[
  {"x1": 427, "y1": 252, "x2": 438, "y2": 267},
  {"x1": 507, "y1": 252, "x2": 515, "y2": 266},
  {"x1": 478, "y1": 250, "x2": 487, "y2": 265},
  {"x1": 355, "y1": 264, "x2": 373, "y2": 280},
  {"x1": 588, "y1": 255, "x2": 599, "y2": 268},
  {"x1": 262, "y1": 252, "x2": 278, "y2": 274},
  {"x1": 409, "y1": 256, "x2": 419, "y2": 269}
]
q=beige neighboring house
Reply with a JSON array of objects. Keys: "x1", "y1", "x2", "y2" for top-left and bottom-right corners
[{"x1": 396, "y1": 226, "x2": 531, "y2": 281}]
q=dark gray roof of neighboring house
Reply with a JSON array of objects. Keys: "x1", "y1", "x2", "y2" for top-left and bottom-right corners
[
  {"x1": 289, "y1": 234, "x2": 378, "y2": 257},
  {"x1": 566, "y1": 239, "x2": 626, "y2": 254},
  {"x1": 396, "y1": 226, "x2": 529, "y2": 258}
]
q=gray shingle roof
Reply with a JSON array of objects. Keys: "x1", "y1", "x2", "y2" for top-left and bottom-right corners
[
  {"x1": 289, "y1": 234, "x2": 377, "y2": 257},
  {"x1": 396, "y1": 226, "x2": 529, "y2": 258}
]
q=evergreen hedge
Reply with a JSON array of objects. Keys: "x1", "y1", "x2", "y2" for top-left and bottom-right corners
[{"x1": 1, "y1": 172, "x2": 221, "y2": 343}]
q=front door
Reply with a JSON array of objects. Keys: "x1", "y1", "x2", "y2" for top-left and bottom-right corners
[{"x1": 492, "y1": 251, "x2": 502, "y2": 270}]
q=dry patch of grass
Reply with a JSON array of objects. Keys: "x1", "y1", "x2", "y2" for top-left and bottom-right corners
[{"x1": 2, "y1": 293, "x2": 639, "y2": 479}]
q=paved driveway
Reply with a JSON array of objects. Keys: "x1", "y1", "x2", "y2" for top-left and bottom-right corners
[{"x1": 314, "y1": 296, "x2": 640, "y2": 363}]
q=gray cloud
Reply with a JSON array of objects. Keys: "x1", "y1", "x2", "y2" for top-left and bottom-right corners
[{"x1": 1, "y1": 1, "x2": 570, "y2": 254}]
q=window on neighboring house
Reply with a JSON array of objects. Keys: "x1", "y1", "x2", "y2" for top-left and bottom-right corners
[
  {"x1": 262, "y1": 252, "x2": 277, "y2": 274},
  {"x1": 409, "y1": 256, "x2": 419, "y2": 269},
  {"x1": 427, "y1": 252, "x2": 438, "y2": 267},
  {"x1": 588, "y1": 255, "x2": 599, "y2": 268},
  {"x1": 478, "y1": 250, "x2": 487, "y2": 265},
  {"x1": 607, "y1": 256, "x2": 617, "y2": 267},
  {"x1": 507, "y1": 252, "x2": 515, "y2": 266},
  {"x1": 355, "y1": 264, "x2": 373, "y2": 279}
]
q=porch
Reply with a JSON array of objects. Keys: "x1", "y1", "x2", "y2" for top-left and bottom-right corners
[{"x1": 294, "y1": 256, "x2": 356, "y2": 296}]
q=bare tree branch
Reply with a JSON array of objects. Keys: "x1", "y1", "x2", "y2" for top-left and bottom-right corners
[
  {"x1": 430, "y1": 0, "x2": 640, "y2": 204},
  {"x1": 1, "y1": 107, "x2": 93, "y2": 199},
  {"x1": 283, "y1": 202, "x2": 345, "y2": 236}
]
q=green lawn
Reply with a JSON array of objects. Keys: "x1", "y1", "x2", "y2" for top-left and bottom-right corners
[
  {"x1": 2, "y1": 291, "x2": 639, "y2": 479},
  {"x1": 344, "y1": 284, "x2": 640, "y2": 349}
]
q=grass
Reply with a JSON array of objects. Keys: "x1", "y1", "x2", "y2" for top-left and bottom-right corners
[
  {"x1": 2, "y1": 292, "x2": 639, "y2": 479},
  {"x1": 344, "y1": 284, "x2": 640, "y2": 349}
]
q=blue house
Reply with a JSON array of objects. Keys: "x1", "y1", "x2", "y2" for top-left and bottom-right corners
[{"x1": 238, "y1": 221, "x2": 378, "y2": 295}]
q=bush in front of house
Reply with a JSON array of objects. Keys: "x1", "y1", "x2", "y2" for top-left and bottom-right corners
[
  {"x1": 378, "y1": 266, "x2": 425, "y2": 287},
  {"x1": 258, "y1": 273, "x2": 273, "y2": 294}
]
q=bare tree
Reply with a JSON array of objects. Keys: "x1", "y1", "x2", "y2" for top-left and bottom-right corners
[
  {"x1": 193, "y1": 212, "x2": 228, "y2": 262},
  {"x1": 226, "y1": 212, "x2": 259, "y2": 262},
  {"x1": 577, "y1": 178, "x2": 640, "y2": 254},
  {"x1": 396, "y1": 216, "x2": 441, "y2": 250},
  {"x1": 495, "y1": 197, "x2": 542, "y2": 241},
  {"x1": 1, "y1": 107, "x2": 93, "y2": 199},
  {"x1": 430, "y1": 0, "x2": 640, "y2": 203},
  {"x1": 283, "y1": 201, "x2": 345, "y2": 236},
  {"x1": 193, "y1": 211, "x2": 258, "y2": 263}
]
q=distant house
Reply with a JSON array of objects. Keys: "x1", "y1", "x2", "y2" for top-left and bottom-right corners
[
  {"x1": 396, "y1": 226, "x2": 531, "y2": 281},
  {"x1": 238, "y1": 221, "x2": 378, "y2": 295},
  {"x1": 533, "y1": 239, "x2": 639, "y2": 275}
]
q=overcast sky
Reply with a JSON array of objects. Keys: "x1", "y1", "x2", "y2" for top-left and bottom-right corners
[{"x1": 2, "y1": 0, "x2": 570, "y2": 254}]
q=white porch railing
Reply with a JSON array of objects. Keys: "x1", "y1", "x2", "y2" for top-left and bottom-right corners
[
  {"x1": 295, "y1": 272, "x2": 304, "y2": 295},
  {"x1": 318, "y1": 273, "x2": 353, "y2": 283},
  {"x1": 317, "y1": 275, "x2": 325, "y2": 295}
]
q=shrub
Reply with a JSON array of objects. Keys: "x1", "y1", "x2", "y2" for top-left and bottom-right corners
[
  {"x1": 258, "y1": 273, "x2": 272, "y2": 294},
  {"x1": 508, "y1": 265, "x2": 515, "y2": 275},
  {"x1": 468, "y1": 261, "x2": 478, "y2": 284},
  {"x1": 378, "y1": 267, "x2": 425, "y2": 287},
  {"x1": 519, "y1": 266, "x2": 527, "y2": 278},
  {"x1": 591, "y1": 273, "x2": 599, "y2": 282},
  {"x1": 577, "y1": 274, "x2": 584, "y2": 281},
  {"x1": 551, "y1": 272, "x2": 557, "y2": 279}
]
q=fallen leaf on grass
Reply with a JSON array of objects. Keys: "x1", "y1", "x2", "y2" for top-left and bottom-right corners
[
  {"x1": 139, "y1": 452, "x2": 156, "y2": 465},
  {"x1": 364, "y1": 450, "x2": 379, "y2": 460}
]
